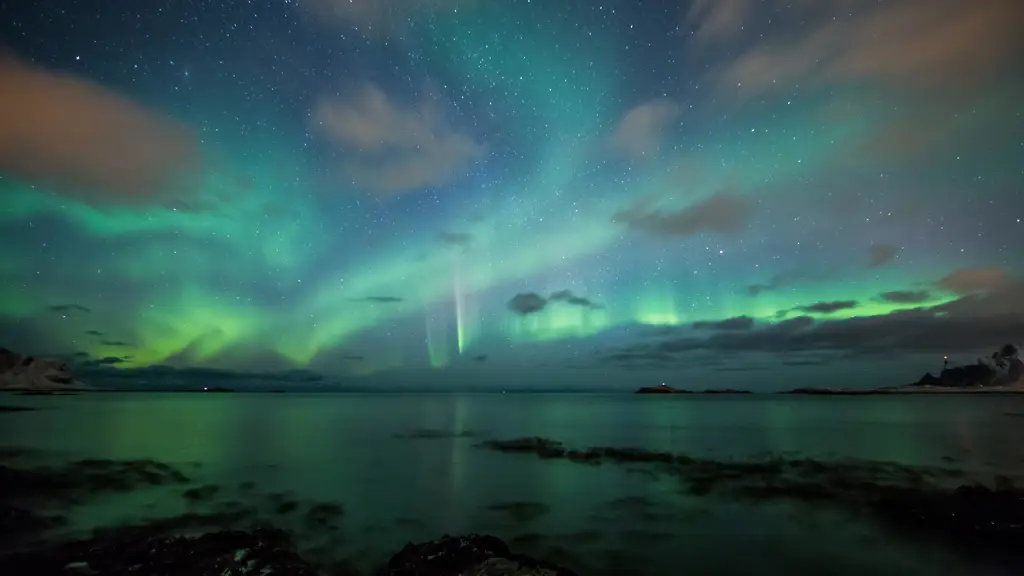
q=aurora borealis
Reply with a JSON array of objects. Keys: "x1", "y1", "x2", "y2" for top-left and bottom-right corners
[{"x1": 0, "y1": 0, "x2": 1022, "y2": 389}]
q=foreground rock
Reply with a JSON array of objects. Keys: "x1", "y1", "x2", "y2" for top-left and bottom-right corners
[
  {"x1": 875, "y1": 484, "x2": 1024, "y2": 565},
  {"x1": 0, "y1": 530, "x2": 578, "y2": 576},
  {"x1": 0, "y1": 528, "x2": 318, "y2": 576},
  {"x1": 386, "y1": 534, "x2": 578, "y2": 576}
]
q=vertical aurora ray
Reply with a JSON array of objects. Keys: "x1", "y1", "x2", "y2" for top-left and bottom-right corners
[
  {"x1": 452, "y1": 254, "x2": 466, "y2": 355},
  {"x1": 633, "y1": 284, "x2": 685, "y2": 327},
  {"x1": 425, "y1": 305, "x2": 450, "y2": 369},
  {"x1": 451, "y1": 254, "x2": 482, "y2": 356}
]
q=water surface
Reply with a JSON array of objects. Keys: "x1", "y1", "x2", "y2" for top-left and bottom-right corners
[{"x1": 2, "y1": 392, "x2": 1022, "y2": 575}]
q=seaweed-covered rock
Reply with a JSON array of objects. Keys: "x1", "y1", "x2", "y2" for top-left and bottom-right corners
[
  {"x1": 0, "y1": 528, "x2": 317, "y2": 576},
  {"x1": 385, "y1": 534, "x2": 578, "y2": 576}
]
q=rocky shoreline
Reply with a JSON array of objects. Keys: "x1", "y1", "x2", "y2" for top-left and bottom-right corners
[
  {"x1": 2, "y1": 437, "x2": 1023, "y2": 575},
  {"x1": 0, "y1": 446, "x2": 583, "y2": 575},
  {"x1": 0, "y1": 529, "x2": 577, "y2": 576},
  {"x1": 476, "y1": 437, "x2": 1024, "y2": 569}
]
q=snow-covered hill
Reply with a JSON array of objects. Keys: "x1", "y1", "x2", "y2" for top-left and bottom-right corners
[{"x1": 0, "y1": 348, "x2": 90, "y2": 391}]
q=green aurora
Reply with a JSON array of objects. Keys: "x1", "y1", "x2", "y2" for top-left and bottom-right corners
[{"x1": 0, "y1": 0, "x2": 1020, "y2": 388}]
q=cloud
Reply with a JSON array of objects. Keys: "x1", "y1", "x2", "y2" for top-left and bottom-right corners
[
  {"x1": 691, "y1": 0, "x2": 1022, "y2": 164},
  {"x1": 797, "y1": 300, "x2": 858, "y2": 315},
  {"x1": 356, "y1": 296, "x2": 404, "y2": 304},
  {"x1": 548, "y1": 290, "x2": 603, "y2": 310},
  {"x1": 879, "y1": 290, "x2": 931, "y2": 304},
  {"x1": 100, "y1": 340, "x2": 132, "y2": 347},
  {"x1": 0, "y1": 55, "x2": 200, "y2": 205},
  {"x1": 936, "y1": 267, "x2": 1009, "y2": 295},
  {"x1": 437, "y1": 231, "x2": 473, "y2": 249},
  {"x1": 703, "y1": 0, "x2": 1022, "y2": 98},
  {"x1": 505, "y1": 290, "x2": 603, "y2": 317},
  {"x1": 608, "y1": 279, "x2": 1024, "y2": 360},
  {"x1": 80, "y1": 356, "x2": 127, "y2": 368},
  {"x1": 684, "y1": 0, "x2": 751, "y2": 46},
  {"x1": 507, "y1": 293, "x2": 547, "y2": 316},
  {"x1": 77, "y1": 363, "x2": 328, "y2": 387},
  {"x1": 613, "y1": 192, "x2": 752, "y2": 238},
  {"x1": 610, "y1": 98, "x2": 680, "y2": 157},
  {"x1": 312, "y1": 84, "x2": 485, "y2": 196},
  {"x1": 341, "y1": 355, "x2": 365, "y2": 361},
  {"x1": 309, "y1": 0, "x2": 470, "y2": 36},
  {"x1": 867, "y1": 244, "x2": 898, "y2": 267},
  {"x1": 85, "y1": 330, "x2": 105, "y2": 337},
  {"x1": 48, "y1": 304, "x2": 91, "y2": 314},
  {"x1": 781, "y1": 358, "x2": 829, "y2": 367},
  {"x1": 473, "y1": 354, "x2": 488, "y2": 362},
  {"x1": 747, "y1": 268, "x2": 832, "y2": 297},
  {"x1": 692, "y1": 316, "x2": 755, "y2": 331}
]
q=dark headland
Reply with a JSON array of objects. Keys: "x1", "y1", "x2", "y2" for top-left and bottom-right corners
[{"x1": 638, "y1": 344, "x2": 1023, "y2": 395}]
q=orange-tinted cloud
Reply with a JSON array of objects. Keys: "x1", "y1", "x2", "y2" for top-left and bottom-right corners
[
  {"x1": 312, "y1": 84, "x2": 484, "y2": 197},
  {"x1": 613, "y1": 191, "x2": 752, "y2": 238},
  {"x1": 684, "y1": 0, "x2": 752, "y2": 46},
  {"x1": 689, "y1": 0, "x2": 1022, "y2": 165},
  {"x1": 610, "y1": 98, "x2": 680, "y2": 158},
  {"x1": 937, "y1": 267, "x2": 1009, "y2": 295},
  {"x1": 0, "y1": 55, "x2": 200, "y2": 205},
  {"x1": 703, "y1": 0, "x2": 1022, "y2": 97}
]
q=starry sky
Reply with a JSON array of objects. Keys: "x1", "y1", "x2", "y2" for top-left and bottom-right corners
[{"x1": 0, "y1": 0, "x2": 1022, "y2": 390}]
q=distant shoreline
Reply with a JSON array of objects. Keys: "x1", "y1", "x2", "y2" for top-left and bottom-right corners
[
  {"x1": 634, "y1": 382, "x2": 1024, "y2": 396},
  {"x1": 5, "y1": 387, "x2": 1024, "y2": 395}
]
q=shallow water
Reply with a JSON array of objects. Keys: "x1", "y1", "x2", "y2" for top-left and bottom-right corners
[{"x1": 2, "y1": 392, "x2": 1023, "y2": 575}]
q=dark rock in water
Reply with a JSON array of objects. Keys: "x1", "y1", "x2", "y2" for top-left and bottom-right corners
[
  {"x1": 386, "y1": 534, "x2": 578, "y2": 576},
  {"x1": 875, "y1": 484, "x2": 1024, "y2": 564},
  {"x1": 0, "y1": 528, "x2": 318, "y2": 576},
  {"x1": 479, "y1": 437, "x2": 569, "y2": 459},
  {"x1": 0, "y1": 405, "x2": 37, "y2": 412}
]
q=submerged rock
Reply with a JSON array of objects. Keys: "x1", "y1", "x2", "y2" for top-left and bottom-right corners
[{"x1": 385, "y1": 534, "x2": 578, "y2": 576}]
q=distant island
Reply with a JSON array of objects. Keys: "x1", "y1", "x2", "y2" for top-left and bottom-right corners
[
  {"x1": 195, "y1": 386, "x2": 235, "y2": 393},
  {"x1": 636, "y1": 344, "x2": 1022, "y2": 396},
  {"x1": 635, "y1": 384, "x2": 751, "y2": 395},
  {"x1": 783, "y1": 344, "x2": 1022, "y2": 395}
]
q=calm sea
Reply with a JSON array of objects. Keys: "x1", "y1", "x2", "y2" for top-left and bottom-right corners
[{"x1": 2, "y1": 392, "x2": 1023, "y2": 575}]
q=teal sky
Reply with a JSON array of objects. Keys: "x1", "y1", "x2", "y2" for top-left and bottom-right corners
[{"x1": 0, "y1": 0, "x2": 1021, "y2": 390}]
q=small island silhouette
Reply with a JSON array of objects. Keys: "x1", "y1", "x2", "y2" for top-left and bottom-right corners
[{"x1": 635, "y1": 384, "x2": 751, "y2": 395}]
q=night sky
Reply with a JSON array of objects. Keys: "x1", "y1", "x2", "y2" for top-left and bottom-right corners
[{"x1": 0, "y1": 0, "x2": 1021, "y2": 390}]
